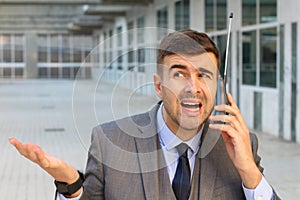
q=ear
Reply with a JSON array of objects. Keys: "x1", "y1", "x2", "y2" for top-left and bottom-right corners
[{"x1": 153, "y1": 74, "x2": 163, "y2": 99}]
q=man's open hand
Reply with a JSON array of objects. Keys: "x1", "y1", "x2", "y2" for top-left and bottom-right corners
[{"x1": 9, "y1": 137, "x2": 82, "y2": 197}]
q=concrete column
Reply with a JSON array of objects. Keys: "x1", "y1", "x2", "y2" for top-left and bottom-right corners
[
  {"x1": 25, "y1": 32, "x2": 38, "y2": 78},
  {"x1": 283, "y1": 23, "x2": 292, "y2": 140}
]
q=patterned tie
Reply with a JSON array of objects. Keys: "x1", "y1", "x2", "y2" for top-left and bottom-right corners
[{"x1": 172, "y1": 143, "x2": 191, "y2": 200}]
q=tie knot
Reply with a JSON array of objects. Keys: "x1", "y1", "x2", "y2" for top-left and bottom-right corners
[{"x1": 176, "y1": 143, "x2": 189, "y2": 157}]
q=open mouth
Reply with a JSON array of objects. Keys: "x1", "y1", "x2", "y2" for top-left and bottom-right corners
[{"x1": 180, "y1": 101, "x2": 202, "y2": 112}]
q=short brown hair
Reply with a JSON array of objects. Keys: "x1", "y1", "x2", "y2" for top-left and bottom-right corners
[{"x1": 157, "y1": 30, "x2": 220, "y2": 74}]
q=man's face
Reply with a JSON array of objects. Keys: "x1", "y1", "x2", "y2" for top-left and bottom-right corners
[{"x1": 154, "y1": 52, "x2": 218, "y2": 139}]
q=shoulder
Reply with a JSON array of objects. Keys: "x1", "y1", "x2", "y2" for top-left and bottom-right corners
[{"x1": 92, "y1": 102, "x2": 160, "y2": 138}]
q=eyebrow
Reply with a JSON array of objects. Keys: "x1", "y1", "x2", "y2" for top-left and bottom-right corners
[{"x1": 169, "y1": 64, "x2": 214, "y2": 76}]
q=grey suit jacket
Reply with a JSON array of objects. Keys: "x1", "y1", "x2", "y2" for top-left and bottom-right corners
[{"x1": 80, "y1": 103, "x2": 280, "y2": 200}]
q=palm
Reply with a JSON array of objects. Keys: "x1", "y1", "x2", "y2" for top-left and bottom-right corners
[{"x1": 9, "y1": 137, "x2": 78, "y2": 182}]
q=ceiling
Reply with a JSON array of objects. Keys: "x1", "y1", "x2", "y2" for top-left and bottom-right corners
[{"x1": 0, "y1": 0, "x2": 153, "y2": 34}]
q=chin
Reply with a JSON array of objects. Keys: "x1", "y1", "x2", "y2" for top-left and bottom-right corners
[{"x1": 180, "y1": 121, "x2": 202, "y2": 131}]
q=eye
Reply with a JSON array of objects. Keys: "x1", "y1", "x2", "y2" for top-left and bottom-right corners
[
  {"x1": 174, "y1": 72, "x2": 185, "y2": 78},
  {"x1": 199, "y1": 73, "x2": 212, "y2": 79}
]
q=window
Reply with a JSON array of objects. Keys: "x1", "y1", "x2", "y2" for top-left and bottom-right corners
[
  {"x1": 137, "y1": 17, "x2": 145, "y2": 44},
  {"x1": 259, "y1": 27, "x2": 276, "y2": 87},
  {"x1": 0, "y1": 34, "x2": 24, "y2": 63},
  {"x1": 242, "y1": 0, "x2": 277, "y2": 26},
  {"x1": 73, "y1": 36, "x2": 82, "y2": 63},
  {"x1": 242, "y1": 27, "x2": 277, "y2": 88},
  {"x1": 242, "y1": 31, "x2": 257, "y2": 85},
  {"x1": 62, "y1": 35, "x2": 71, "y2": 63},
  {"x1": 260, "y1": 0, "x2": 277, "y2": 23},
  {"x1": 291, "y1": 22, "x2": 297, "y2": 141},
  {"x1": 205, "y1": 0, "x2": 227, "y2": 32},
  {"x1": 175, "y1": 0, "x2": 190, "y2": 31},
  {"x1": 117, "y1": 26, "x2": 122, "y2": 47},
  {"x1": 14, "y1": 35, "x2": 24, "y2": 63},
  {"x1": 108, "y1": 30, "x2": 113, "y2": 69},
  {"x1": 3, "y1": 35, "x2": 11, "y2": 62},
  {"x1": 216, "y1": 34, "x2": 229, "y2": 79},
  {"x1": 157, "y1": 6, "x2": 168, "y2": 41},
  {"x1": 38, "y1": 35, "x2": 48, "y2": 62},
  {"x1": 83, "y1": 36, "x2": 93, "y2": 63},
  {"x1": 50, "y1": 35, "x2": 59, "y2": 63},
  {"x1": 127, "y1": 21, "x2": 135, "y2": 71},
  {"x1": 242, "y1": 0, "x2": 256, "y2": 26},
  {"x1": 127, "y1": 21, "x2": 134, "y2": 46}
]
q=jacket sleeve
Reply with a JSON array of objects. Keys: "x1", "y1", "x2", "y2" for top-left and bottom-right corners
[
  {"x1": 80, "y1": 126, "x2": 105, "y2": 200},
  {"x1": 250, "y1": 133, "x2": 281, "y2": 200}
]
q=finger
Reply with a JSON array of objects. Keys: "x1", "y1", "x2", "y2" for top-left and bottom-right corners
[
  {"x1": 9, "y1": 137, "x2": 20, "y2": 147},
  {"x1": 226, "y1": 93, "x2": 239, "y2": 109},
  {"x1": 209, "y1": 115, "x2": 242, "y2": 130},
  {"x1": 214, "y1": 103, "x2": 248, "y2": 132},
  {"x1": 214, "y1": 104, "x2": 232, "y2": 114},
  {"x1": 9, "y1": 137, "x2": 28, "y2": 156},
  {"x1": 209, "y1": 123, "x2": 236, "y2": 136}
]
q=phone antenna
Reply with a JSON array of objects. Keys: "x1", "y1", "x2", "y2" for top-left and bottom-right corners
[{"x1": 223, "y1": 12, "x2": 233, "y2": 85}]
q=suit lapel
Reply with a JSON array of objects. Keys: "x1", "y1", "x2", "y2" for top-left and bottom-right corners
[
  {"x1": 134, "y1": 103, "x2": 175, "y2": 199},
  {"x1": 194, "y1": 126, "x2": 221, "y2": 199}
]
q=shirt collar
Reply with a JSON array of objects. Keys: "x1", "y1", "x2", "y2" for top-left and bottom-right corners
[{"x1": 157, "y1": 103, "x2": 203, "y2": 153}]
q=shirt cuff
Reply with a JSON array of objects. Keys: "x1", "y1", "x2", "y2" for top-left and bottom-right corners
[
  {"x1": 58, "y1": 189, "x2": 83, "y2": 200},
  {"x1": 243, "y1": 176, "x2": 273, "y2": 200}
]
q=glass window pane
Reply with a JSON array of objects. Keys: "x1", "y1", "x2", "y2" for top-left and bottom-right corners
[
  {"x1": 50, "y1": 35, "x2": 59, "y2": 63},
  {"x1": 127, "y1": 21, "x2": 134, "y2": 46},
  {"x1": 138, "y1": 48, "x2": 145, "y2": 63},
  {"x1": 3, "y1": 35, "x2": 11, "y2": 62},
  {"x1": 242, "y1": 0, "x2": 257, "y2": 26},
  {"x1": 15, "y1": 35, "x2": 24, "y2": 63},
  {"x1": 242, "y1": 31, "x2": 257, "y2": 85},
  {"x1": 62, "y1": 35, "x2": 70, "y2": 63},
  {"x1": 216, "y1": 35, "x2": 227, "y2": 78},
  {"x1": 260, "y1": 0, "x2": 277, "y2": 23},
  {"x1": 109, "y1": 30, "x2": 113, "y2": 48},
  {"x1": 73, "y1": 36, "x2": 82, "y2": 63},
  {"x1": 216, "y1": 0, "x2": 227, "y2": 30},
  {"x1": 38, "y1": 35, "x2": 47, "y2": 62},
  {"x1": 183, "y1": 0, "x2": 190, "y2": 29},
  {"x1": 175, "y1": 1, "x2": 182, "y2": 31},
  {"x1": 128, "y1": 49, "x2": 135, "y2": 63},
  {"x1": 83, "y1": 36, "x2": 92, "y2": 63},
  {"x1": 260, "y1": 27, "x2": 277, "y2": 87},
  {"x1": 157, "y1": 6, "x2": 168, "y2": 41},
  {"x1": 117, "y1": 26, "x2": 122, "y2": 47},
  {"x1": 205, "y1": 0, "x2": 214, "y2": 32},
  {"x1": 15, "y1": 68, "x2": 23, "y2": 77},
  {"x1": 175, "y1": 0, "x2": 190, "y2": 31},
  {"x1": 137, "y1": 17, "x2": 145, "y2": 44}
]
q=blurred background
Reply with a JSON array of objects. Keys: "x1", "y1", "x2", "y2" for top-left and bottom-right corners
[{"x1": 0, "y1": 0, "x2": 299, "y2": 199}]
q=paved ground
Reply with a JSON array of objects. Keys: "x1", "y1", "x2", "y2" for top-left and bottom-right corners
[{"x1": 0, "y1": 79, "x2": 299, "y2": 199}]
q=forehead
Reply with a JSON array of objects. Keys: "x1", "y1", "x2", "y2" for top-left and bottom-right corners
[{"x1": 162, "y1": 52, "x2": 219, "y2": 71}]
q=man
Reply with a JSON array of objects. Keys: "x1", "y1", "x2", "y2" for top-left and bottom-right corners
[{"x1": 10, "y1": 30, "x2": 280, "y2": 199}]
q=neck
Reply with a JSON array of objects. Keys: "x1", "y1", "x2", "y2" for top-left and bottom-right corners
[{"x1": 173, "y1": 127, "x2": 199, "y2": 141}]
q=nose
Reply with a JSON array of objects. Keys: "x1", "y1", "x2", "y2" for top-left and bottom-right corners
[{"x1": 185, "y1": 75, "x2": 201, "y2": 94}]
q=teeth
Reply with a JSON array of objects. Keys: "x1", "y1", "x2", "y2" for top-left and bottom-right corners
[
  {"x1": 181, "y1": 102, "x2": 200, "y2": 109},
  {"x1": 183, "y1": 102, "x2": 198, "y2": 106}
]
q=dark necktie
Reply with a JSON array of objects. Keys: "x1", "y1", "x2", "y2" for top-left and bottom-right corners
[{"x1": 172, "y1": 143, "x2": 191, "y2": 200}]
